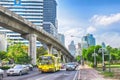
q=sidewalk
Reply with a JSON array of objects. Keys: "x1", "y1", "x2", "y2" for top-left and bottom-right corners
[{"x1": 77, "y1": 64, "x2": 106, "y2": 80}]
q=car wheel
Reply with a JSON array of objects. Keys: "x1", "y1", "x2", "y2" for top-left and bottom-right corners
[
  {"x1": 19, "y1": 71, "x2": 22, "y2": 76},
  {"x1": 0, "y1": 74, "x2": 3, "y2": 80}
]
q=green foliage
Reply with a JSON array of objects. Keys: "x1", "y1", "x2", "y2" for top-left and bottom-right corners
[
  {"x1": 101, "y1": 71, "x2": 114, "y2": 77},
  {"x1": 7, "y1": 42, "x2": 31, "y2": 64},
  {"x1": 0, "y1": 51, "x2": 7, "y2": 60},
  {"x1": 37, "y1": 46, "x2": 48, "y2": 58},
  {"x1": 0, "y1": 66, "x2": 11, "y2": 70},
  {"x1": 83, "y1": 45, "x2": 120, "y2": 66},
  {"x1": 106, "y1": 45, "x2": 120, "y2": 63},
  {"x1": 82, "y1": 45, "x2": 102, "y2": 66},
  {"x1": 75, "y1": 55, "x2": 81, "y2": 62}
]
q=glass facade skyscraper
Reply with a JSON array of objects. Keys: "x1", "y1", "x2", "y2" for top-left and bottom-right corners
[
  {"x1": 82, "y1": 34, "x2": 96, "y2": 49},
  {"x1": 43, "y1": 0, "x2": 58, "y2": 37},
  {"x1": 0, "y1": 0, "x2": 43, "y2": 27},
  {"x1": 0, "y1": 0, "x2": 58, "y2": 47},
  {"x1": 0, "y1": 0, "x2": 44, "y2": 47}
]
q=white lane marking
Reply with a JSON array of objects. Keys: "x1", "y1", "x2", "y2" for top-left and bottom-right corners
[
  {"x1": 73, "y1": 70, "x2": 79, "y2": 80},
  {"x1": 73, "y1": 66, "x2": 80, "y2": 80}
]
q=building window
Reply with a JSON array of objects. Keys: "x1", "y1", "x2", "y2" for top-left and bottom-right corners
[{"x1": 14, "y1": 0, "x2": 21, "y2": 5}]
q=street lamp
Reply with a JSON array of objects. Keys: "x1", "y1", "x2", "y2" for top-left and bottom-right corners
[
  {"x1": 98, "y1": 48, "x2": 106, "y2": 71},
  {"x1": 92, "y1": 49, "x2": 98, "y2": 68},
  {"x1": 105, "y1": 50, "x2": 111, "y2": 72}
]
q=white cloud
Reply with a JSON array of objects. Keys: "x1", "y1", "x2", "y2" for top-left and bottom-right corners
[
  {"x1": 90, "y1": 13, "x2": 120, "y2": 26},
  {"x1": 86, "y1": 26, "x2": 96, "y2": 33},
  {"x1": 63, "y1": 28, "x2": 85, "y2": 48},
  {"x1": 57, "y1": 9, "x2": 86, "y2": 48},
  {"x1": 96, "y1": 32, "x2": 120, "y2": 48}
]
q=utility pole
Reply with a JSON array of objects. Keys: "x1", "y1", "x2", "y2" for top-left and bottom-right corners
[
  {"x1": 92, "y1": 49, "x2": 98, "y2": 68},
  {"x1": 102, "y1": 48, "x2": 105, "y2": 71},
  {"x1": 98, "y1": 48, "x2": 105, "y2": 71}
]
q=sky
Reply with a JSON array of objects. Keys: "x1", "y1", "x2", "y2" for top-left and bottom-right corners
[{"x1": 56, "y1": 0, "x2": 120, "y2": 48}]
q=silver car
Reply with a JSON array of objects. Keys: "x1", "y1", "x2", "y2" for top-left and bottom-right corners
[
  {"x1": 25, "y1": 64, "x2": 33, "y2": 71},
  {"x1": 7, "y1": 65, "x2": 29, "y2": 76},
  {"x1": 66, "y1": 63, "x2": 76, "y2": 71},
  {"x1": 0, "y1": 69, "x2": 4, "y2": 80}
]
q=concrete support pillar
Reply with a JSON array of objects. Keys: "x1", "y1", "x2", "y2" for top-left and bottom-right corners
[
  {"x1": 21, "y1": 33, "x2": 37, "y2": 65},
  {"x1": 66, "y1": 56, "x2": 69, "y2": 63},
  {"x1": 47, "y1": 44, "x2": 53, "y2": 54},
  {"x1": 28, "y1": 34, "x2": 37, "y2": 65},
  {"x1": 63, "y1": 55, "x2": 66, "y2": 63},
  {"x1": 58, "y1": 50, "x2": 62, "y2": 62},
  {"x1": 58, "y1": 50, "x2": 61, "y2": 57}
]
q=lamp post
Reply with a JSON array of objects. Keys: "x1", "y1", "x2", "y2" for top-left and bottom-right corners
[
  {"x1": 107, "y1": 51, "x2": 111, "y2": 72},
  {"x1": 98, "y1": 48, "x2": 106, "y2": 71},
  {"x1": 92, "y1": 49, "x2": 98, "y2": 68},
  {"x1": 105, "y1": 50, "x2": 111, "y2": 72}
]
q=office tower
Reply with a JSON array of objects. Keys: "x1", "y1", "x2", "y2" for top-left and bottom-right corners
[
  {"x1": 76, "y1": 43, "x2": 82, "y2": 57},
  {"x1": 81, "y1": 34, "x2": 96, "y2": 49},
  {"x1": 0, "y1": 0, "x2": 58, "y2": 47},
  {"x1": 68, "y1": 41, "x2": 76, "y2": 57},
  {"x1": 43, "y1": 0, "x2": 58, "y2": 37}
]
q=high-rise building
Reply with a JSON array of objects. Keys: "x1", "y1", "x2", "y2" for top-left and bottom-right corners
[
  {"x1": 0, "y1": 0, "x2": 44, "y2": 47},
  {"x1": 0, "y1": 0, "x2": 58, "y2": 47},
  {"x1": 58, "y1": 33, "x2": 65, "y2": 46},
  {"x1": 43, "y1": 0, "x2": 58, "y2": 37},
  {"x1": 81, "y1": 34, "x2": 96, "y2": 49},
  {"x1": 76, "y1": 43, "x2": 82, "y2": 57},
  {"x1": 68, "y1": 41, "x2": 76, "y2": 57}
]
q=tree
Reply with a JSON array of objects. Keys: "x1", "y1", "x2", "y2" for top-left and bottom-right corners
[
  {"x1": 37, "y1": 46, "x2": 48, "y2": 58},
  {"x1": 0, "y1": 51, "x2": 7, "y2": 60},
  {"x1": 75, "y1": 55, "x2": 81, "y2": 62},
  {"x1": 7, "y1": 42, "x2": 31, "y2": 64},
  {"x1": 82, "y1": 45, "x2": 102, "y2": 67}
]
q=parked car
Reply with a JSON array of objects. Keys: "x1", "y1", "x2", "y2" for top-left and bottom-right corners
[
  {"x1": 7, "y1": 64, "x2": 29, "y2": 76},
  {"x1": 66, "y1": 63, "x2": 76, "y2": 71},
  {"x1": 25, "y1": 64, "x2": 33, "y2": 71},
  {"x1": 0, "y1": 69, "x2": 4, "y2": 80}
]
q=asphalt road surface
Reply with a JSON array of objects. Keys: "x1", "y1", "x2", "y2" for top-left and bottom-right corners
[{"x1": 3, "y1": 68, "x2": 78, "y2": 80}]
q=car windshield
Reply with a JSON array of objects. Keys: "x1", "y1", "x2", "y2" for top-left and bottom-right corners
[{"x1": 13, "y1": 65, "x2": 22, "y2": 69}]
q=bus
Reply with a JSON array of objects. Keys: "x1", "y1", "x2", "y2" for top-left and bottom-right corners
[{"x1": 37, "y1": 54, "x2": 61, "y2": 73}]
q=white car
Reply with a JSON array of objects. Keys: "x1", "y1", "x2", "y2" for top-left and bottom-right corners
[
  {"x1": 0, "y1": 69, "x2": 4, "y2": 80},
  {"x1": 66, "y1": 63, "x2": 76, "y2": 71},
  {"x1": 7, "y1": 64, "x2": 29, "y2": 76}
]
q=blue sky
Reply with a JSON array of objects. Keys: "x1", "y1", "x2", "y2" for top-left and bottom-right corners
[{"x1": 57, "y1": 0, "x2": 120, "y2": 48}]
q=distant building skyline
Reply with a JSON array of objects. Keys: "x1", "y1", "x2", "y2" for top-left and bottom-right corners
[
  {"x1": 68, "y1": 40, "x2": 76, "y2": 57},
  {"x1": 76, "y1": 43, "x2": 82, "y2": 57}
]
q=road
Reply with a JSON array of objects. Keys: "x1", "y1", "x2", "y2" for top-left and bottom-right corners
[{"x1": 3, "y1": 68, "x2": 78, "y2": 80}]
